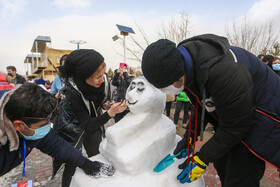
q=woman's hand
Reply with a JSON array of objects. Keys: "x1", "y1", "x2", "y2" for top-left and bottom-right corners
[
  {"x1": 107, "y1": 100, "x2": 127, "y2": 117},
  {"x1": 102, "y1": 100, "x2": 115, "y2": 110}
]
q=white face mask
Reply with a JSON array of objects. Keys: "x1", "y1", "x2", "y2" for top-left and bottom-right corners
[{"x1": 159, "y1": 84, "x2": 184, "y2": 95}]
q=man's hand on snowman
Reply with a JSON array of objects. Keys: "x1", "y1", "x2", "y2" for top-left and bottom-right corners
[
  {"x1": 81, "y1": 159, "x2": 115, "y2": 177},
  {"x1": 173, "y1": 136, "x2": 193, "y2": 159}
]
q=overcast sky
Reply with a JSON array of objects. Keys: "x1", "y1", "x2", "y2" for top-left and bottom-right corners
[{"x1": 0, "y1": 0, "x2": 279, "y2": 74}]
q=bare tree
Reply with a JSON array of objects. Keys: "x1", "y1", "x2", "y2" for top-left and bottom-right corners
[
  {"x1": 269, "y1": 42, "x2": 280, "y2": 57},
  {"x1": 113, "y1": 22, "x2": 150, "y2": 65},
  {"x1": 157, "y1": 11, "x2": 192, "y2": 45},
  {"x1": 225, "y1": 16, "x2": 279, "y2": 55}
]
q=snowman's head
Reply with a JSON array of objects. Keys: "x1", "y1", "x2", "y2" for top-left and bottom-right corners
[{"x1": 126, "y1": 76, "x2": 165, "y2": 114}]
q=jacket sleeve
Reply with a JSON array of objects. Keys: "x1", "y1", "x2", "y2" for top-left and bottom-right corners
[
  {"x1": 0, "y1": 143, "x2": 23, "y2": 176},
  {"x1": 65, "y1": 91, "x2": 111, "y2": 132},
  {"x1": 36, "y1": 129, "x2": 86, "y2": 167},
  {"x1": 123, "y1": 72, "x2": 132, "y2": 87},
  {"x1": 50, "y1": 75, "x2": 61, "y2": 94},
  {"x1": 197, "y1": 61, "x2": 253, "y2": 164},
  {"x1": 111, "y1": 72, "x2": 120, "y2": 87}
]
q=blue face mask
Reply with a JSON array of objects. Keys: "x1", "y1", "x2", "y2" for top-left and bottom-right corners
[
  {"x1": 272, "y1": 64, "x2": 280, "y2": 71},
  {"x1": 19, "y1": 122, "x2": 52, "y2": 140}
]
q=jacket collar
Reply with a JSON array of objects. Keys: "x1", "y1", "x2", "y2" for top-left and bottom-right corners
[{"x1": 178, "y1": 45, "x2": 192, "y2": 85}]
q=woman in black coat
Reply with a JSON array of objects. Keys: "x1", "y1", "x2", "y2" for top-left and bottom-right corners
[{"x1": 54, "y1": 49, "x2": 127, "y2": 187}]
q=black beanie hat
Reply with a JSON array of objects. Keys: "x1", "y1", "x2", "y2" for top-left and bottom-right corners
[
  {"x1": 64, "y1": 49, "x2": 104, "y2": 80},
  {"x1": 142, "y1": 39, "x2": 185, "y2": 88}
]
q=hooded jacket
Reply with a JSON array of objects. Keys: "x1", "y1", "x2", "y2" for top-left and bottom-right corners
[{"x1": 179, "y1": 34, "x2": 280, "y2": 169}]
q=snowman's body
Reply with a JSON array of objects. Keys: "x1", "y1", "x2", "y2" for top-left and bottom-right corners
[{"x1": 70, "y1": 77, "x2": 205, "y2": 187}]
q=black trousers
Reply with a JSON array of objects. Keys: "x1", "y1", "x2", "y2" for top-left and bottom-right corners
[
  {"x1": 213, "y1": 142, "x2": 265, "y2": 187},
  {"x1": 61, "y1": 129, "x2": 103, "y2": 187},
  {"x1": 165, "y1": 102, "x2": 172, "y2": 117},
  {"x1": 174, "y1": 101, "x2": 190, "y2": 124}
]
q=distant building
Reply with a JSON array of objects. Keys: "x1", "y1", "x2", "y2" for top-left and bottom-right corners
[{"x1": 24, "y1": 36, "x2": 72, "y2": 82}]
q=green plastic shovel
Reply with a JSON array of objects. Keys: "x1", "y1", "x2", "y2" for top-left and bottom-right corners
[{"x1": 153, "y1": 150, "x2": 184, "y2": 173}]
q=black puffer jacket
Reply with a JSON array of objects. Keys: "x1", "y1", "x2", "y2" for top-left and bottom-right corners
[
  {"x1": 179, "y1": 34, "x2": 280, "y2": 169},
  {"x1": 54, "y1": 78, "x2": 111, "y2": 146}
]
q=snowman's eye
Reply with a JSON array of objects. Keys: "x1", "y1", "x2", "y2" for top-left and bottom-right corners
[
  {"x1": 137, "y1": 81, "x2": 144, "y2": 92},
  {"x1": 130, "y1": 82, "x2": 136, "y2": 90}
]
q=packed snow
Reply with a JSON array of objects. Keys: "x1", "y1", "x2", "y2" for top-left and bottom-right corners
[{"x1": 70, "y1": 77, "x2": 204, "y2": 187}]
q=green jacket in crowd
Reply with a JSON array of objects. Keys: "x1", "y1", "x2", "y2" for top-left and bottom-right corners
[{"x1": 176, "y1": 91, "x2": 189, "y2": 102}]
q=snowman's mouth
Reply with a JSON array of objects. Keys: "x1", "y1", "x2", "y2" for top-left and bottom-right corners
[{"x1": 128, "y1": 100, "x2": 138, "y2": 105}]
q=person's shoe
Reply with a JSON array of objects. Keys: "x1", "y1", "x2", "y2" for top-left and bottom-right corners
[{"x1": 182, "y1": 123, "x2": 187, "y2": 128}]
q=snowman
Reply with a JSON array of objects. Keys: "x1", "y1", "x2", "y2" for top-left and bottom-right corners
[{"x1": 70, "y1": 77, "x2": 204, "y2": 187}]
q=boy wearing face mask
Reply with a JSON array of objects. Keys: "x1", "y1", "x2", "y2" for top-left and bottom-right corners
[
  {"x1": 142, "y1": 34, "x2": 280, "y2": 186},
  {"x1": 0, "y1": 82, "x2": 115, "y2": 178}
]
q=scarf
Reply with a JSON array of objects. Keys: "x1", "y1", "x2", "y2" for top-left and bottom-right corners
[{"x1": 74, "y1": 77, "x2": 105, "y2": 108}]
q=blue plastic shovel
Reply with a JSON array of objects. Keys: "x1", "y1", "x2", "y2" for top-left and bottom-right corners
[{"x1": 153, "y1": 150, "x2": 184, "y2": 173}]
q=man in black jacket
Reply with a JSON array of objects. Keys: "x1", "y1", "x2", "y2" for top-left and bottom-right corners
[
  {"x1": 111, "y1": 63, "x2": 132, "y2": 122},
  {"x1": 111, "y1": 63, "x2": 132, "y2": 102},
  {"x1": 6, "y1": 66, "x2": 26, "y2": 85},
  {"x1": 142, "y1": 34, "x2": 280, "y2": 186},
  {"x1": 0, "y1": 82, "x2": 115, "y2": 179}
]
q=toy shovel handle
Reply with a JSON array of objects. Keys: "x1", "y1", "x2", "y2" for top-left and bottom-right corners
[{"x1": 171, "y1": 149, "x2": 185, "y2": 159}]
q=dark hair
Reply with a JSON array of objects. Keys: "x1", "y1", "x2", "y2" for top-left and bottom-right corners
[
  {"x1": 262, "y1": 55, "x2": 274, "y2": 62},
  {"x1": 6, "y1": 66, "x2": 16, "y2": 72},
  {"x1": 272, "y1": 58, "x2": 280, "y2": 64},
  {"x1": 4, "y1": 82, "x2": 58, "y2": 126},
  {"x1": 60, "y1": 54, "x2": 68, "y2": 66},
  {"x1": 257, "y1": 54, "x2": 264, "y2": 59}
]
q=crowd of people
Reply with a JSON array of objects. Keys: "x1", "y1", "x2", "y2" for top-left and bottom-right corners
[{"x1": 0, "y1": 33, "x2": 279, "y2": 187}]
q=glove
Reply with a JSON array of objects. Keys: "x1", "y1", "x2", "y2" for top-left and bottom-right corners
[
  {"x1": 177, "y1": 154, "x2": 207, "y2": 184},
  {"x1": 81, "y1": 159, "x2": 115, "y2": 177},
  {"x1": 173, "y1": 136, "x2": 193, "y2": 159}
]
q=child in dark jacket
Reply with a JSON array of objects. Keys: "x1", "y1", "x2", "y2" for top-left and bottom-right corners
[{"x1": 0, "y1": 82, "x2": 115, "y2": 178}]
